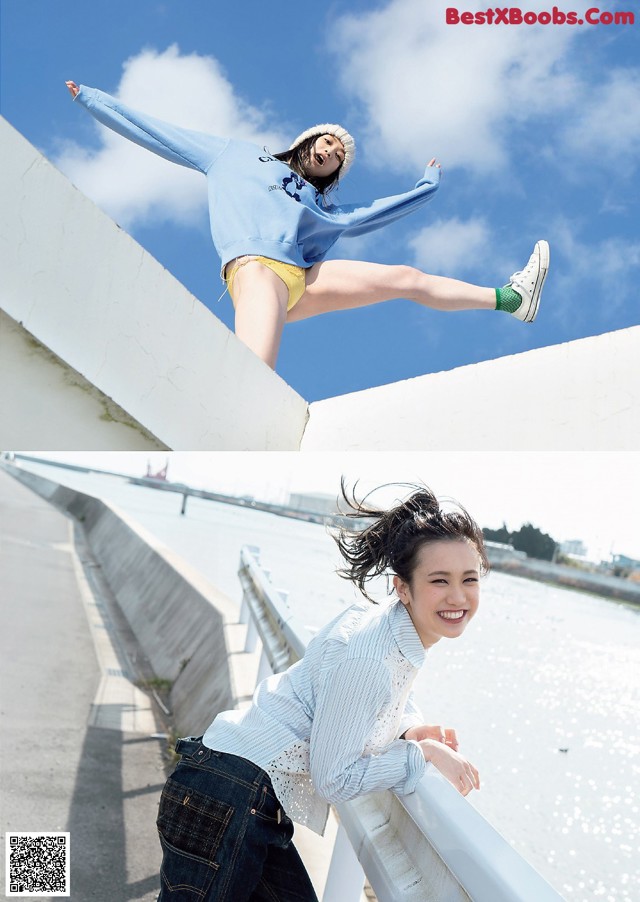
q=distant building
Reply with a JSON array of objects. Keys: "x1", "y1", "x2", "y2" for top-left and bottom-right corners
[
  {"x1": 484, "y1": 540, "x2": 527, "y2": 564},
  {"x1": 609, "y1": 553, "x2": 640, "y2": 583},
  {"x1": 612, "y1": 553, "x2": 640, "y2": 570},
  {"x1": 560, "y1": 539, "x2": 588, "y2": 557},
  {"x1": 287, "y1": 491, "x2": 339, "y2": 517}
]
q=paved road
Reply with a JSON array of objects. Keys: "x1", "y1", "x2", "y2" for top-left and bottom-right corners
[{"x1": 0, "y1": 469, "x2": 166, "y2": 901}]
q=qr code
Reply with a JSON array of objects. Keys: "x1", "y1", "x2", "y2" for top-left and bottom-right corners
[{"x1": 5, "y1": 832, "x2": 70, "y2": 897}]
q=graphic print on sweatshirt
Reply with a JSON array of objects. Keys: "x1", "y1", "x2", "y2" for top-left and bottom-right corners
[
  {"x1": 281, "y1": 173, "x2": 306, "y2": 202},
  {"x1": 260, "y1": 152, "x2": 309, "y2": 203}
]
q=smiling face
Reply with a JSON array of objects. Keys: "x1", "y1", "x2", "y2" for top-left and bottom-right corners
[
  {"x1": 304, "y1": 134, "x2": 345, "y2": 179},
  {"x1": 393, "y1": 540, "x2": 481, "y2": 649}
]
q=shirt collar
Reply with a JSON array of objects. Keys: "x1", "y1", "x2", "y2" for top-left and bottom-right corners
[{"x1": 389, "y1": 601, "x2": 426, "y2": 669}]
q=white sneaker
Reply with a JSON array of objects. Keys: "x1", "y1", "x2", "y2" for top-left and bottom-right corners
[{"x1": 508, "y1": 240, "x2": 549, "y2": 323}]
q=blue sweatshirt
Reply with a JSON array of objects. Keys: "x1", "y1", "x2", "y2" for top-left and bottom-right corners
[{"x1": 75, "y1": 86, "x2": 441, "y2": 272}]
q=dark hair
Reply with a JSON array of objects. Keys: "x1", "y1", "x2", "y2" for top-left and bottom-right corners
[
  {"x1": 274, "y1": 134, "x2": 343, "y2": 196},
  {"x1": 333, "y1": 480, "x2": 489, "y2": 602}
]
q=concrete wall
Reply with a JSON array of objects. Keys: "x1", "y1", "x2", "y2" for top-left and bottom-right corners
[
  {"x1": 0, "y1": 116, "x2": 308, "y2": 451},
  {"x1": 302, "y1": 327, "x2": 640, "y2": 451},
  {"x1": 0, "y1": 310, "x2": 167, "y2": 450},
  {"x1": 4, "y1": 462, "x2": 237, "y2": 734},
  {"x1": 492, "y1": 556, "x2": 640, "y2": 604}
]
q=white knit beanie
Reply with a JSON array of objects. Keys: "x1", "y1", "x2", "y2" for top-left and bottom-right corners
[{"x1": 289, "y1": 124, "x2": 356, "y2": 177}]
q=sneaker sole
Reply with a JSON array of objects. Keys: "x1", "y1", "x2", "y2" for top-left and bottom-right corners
[{"x1": 521, "y1": 239, "x2": 549, "y2": 323}]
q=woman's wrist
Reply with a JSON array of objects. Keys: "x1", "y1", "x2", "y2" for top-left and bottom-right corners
[{"x1": 418, "y1": 738, "x2": 437, "y2": 761}]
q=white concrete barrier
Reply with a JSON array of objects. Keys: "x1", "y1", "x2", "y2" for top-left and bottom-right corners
[
  {"x1": 0, "y1": 116, "x2": 308, "y2": 451},
  {"x1": 302, "y1": 326, "x2": 640, "y2": 451},
  {"x1": 0, "y1": 310, "x2": 167, "y2": 450}
]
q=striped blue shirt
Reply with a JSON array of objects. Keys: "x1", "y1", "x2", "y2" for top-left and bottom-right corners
[{"x1": 203, "y1": 600, "x2": 427, "y2": 835}]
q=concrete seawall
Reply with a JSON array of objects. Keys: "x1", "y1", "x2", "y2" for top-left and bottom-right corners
[
  {"x1": 0, "y1": 116, "x2": 308, "y2": 451},
  {"x1": 302, "y1": 326, "x2": 640, "y2": 451},
  {"x1": 5, "y1": 462, "x2": 237, "y2": 734},
  {"x1": 491, "y1": 557, "x2": 640, "y2": 604}
]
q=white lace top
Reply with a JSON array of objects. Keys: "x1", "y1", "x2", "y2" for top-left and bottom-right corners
[{"x1": 203, "y1": 601, "x2": 427, "y2": 835}]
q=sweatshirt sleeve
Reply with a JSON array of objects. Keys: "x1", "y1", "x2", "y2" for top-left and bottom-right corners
[
  {"x1": 74, "y1": 86, "x2": 227, "y2": 174},
  {"x1": 309, "y1": 657, "x2": 426, "y2": 804},
  {"x1": 324, "y1": 166, "x2": 441, "y2": 237}
]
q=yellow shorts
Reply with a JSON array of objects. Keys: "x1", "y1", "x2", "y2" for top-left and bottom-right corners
[{"x1": 224, "y1": 256, "x2": 307, "y2": 312}]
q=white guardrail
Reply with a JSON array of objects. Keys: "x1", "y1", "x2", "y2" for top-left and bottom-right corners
[{"x1": 238, "y1": 545, "x2": 563, "y2": 902}]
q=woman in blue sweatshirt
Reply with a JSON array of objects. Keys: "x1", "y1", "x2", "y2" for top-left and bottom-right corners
[{"x1": 66, "y1": 81, "x2": 549, "y2": 369}]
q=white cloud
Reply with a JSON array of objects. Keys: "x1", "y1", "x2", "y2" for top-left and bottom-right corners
[
  {"x1": 561, "y1": 69, "x2": 640, "y2": 172},
  {"x1": 550, "y1": 217, "x2": 640, "y2": 325},
  {"x1": 331, "y1": 0, "x2": 636, "y2": 177},
  {"x1": 408, "y1": 216, "x2": 493, "y2": 275},
  {"x1": 55, "y1": 45, "x2": 288, "y2": 228}
]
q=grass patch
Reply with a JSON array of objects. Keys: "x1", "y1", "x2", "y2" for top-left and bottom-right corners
[{"x1": 139, "y1": 677, "x2": 173, "y2": 692}]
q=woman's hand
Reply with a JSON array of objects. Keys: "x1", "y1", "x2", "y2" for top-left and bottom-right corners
[
  {"x1": 65, "y1": 81, "x2": 79, "y2": 98},
  {"x1": 427, "y1": 157, "x2": 441, "y2": 169},
  {"x1": 419, "y1": 739, "x2": 480, "y2": 796},
  {"x1": 403, "y1": 724, "x2": 458, "y2": 751}
]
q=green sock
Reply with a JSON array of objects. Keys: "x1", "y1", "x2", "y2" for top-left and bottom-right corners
[{"x1": 495, "y1": 286, "x2": 523, "y2": 314}]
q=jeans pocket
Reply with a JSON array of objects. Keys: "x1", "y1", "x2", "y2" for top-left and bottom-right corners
[
  {"x1": 253, "y1": 783, "x2": 283, "y2": 823},
  {"x1": 252, "y1": 784, "x2": 294, "y2": 849},
  {"x1": 157, "y1": 776, "x2": 234, "y2": 896}
]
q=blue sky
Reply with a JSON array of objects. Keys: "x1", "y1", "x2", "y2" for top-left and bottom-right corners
[{"x1": 1, "y1": 0, "x2": 638, "y2": 401}]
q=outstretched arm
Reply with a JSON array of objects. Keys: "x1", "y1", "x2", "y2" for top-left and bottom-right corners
[
  {"x1": 65, "y1": 81, "x2": 226, "y2": 174},
  {"x1": 326, "y1": 159, "x2": 442, "y2": 236}
]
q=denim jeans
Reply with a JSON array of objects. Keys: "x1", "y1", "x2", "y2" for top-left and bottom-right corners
[{"x1": 156, "y1": 737, "x2": 319, "y2": 901}]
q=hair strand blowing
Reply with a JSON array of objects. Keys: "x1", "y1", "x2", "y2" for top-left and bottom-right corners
[{"x1": 333, "y1": 480, "x2": 489, "y2": 602}]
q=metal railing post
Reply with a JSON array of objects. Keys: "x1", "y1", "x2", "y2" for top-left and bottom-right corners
[
  {"x1": 256, "y1": 648, "x2": 273, "y2": 684},
  {"x1": 322, "y1": 823, "x2": 365, "y2": 902},
  {"x1": 244, "y1": 615, "x2": 260, "y2": 653}
]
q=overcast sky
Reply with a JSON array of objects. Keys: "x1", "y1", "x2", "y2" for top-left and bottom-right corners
[
  {"x1": 17, "y1": 451, "x2": 640, "y2": 562},
  {"x1": 2, "y1": 0, "x2": 638, "y2": 400}
]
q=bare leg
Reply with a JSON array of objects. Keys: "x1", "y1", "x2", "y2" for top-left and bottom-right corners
[
  {"x1": 287, "y1": 260, "x2": 495, "y2": 323},
  {"x1": 232, "y1": 262, "x2": 289, "y2": 368}
]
